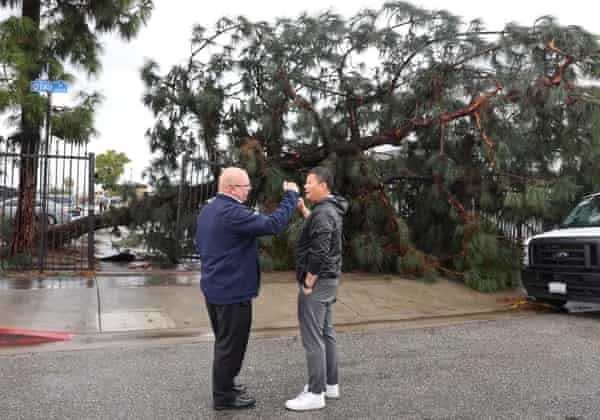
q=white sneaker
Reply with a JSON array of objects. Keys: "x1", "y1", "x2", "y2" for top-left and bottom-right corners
[
  {"x1": 285, "y1": 391, "x2": 325, "y2": 411},
  {"x1": 303, "y1": 384, "x2": 340, "y2": 399},
  {"x1": 326, "y1": 384, "x2": 340, "y2": 399}
]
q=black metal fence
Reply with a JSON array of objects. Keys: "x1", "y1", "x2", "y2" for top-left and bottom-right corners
[
  {"x1": 175, "y1": 163, "x2": 547, "y2": 266},
  {"x1": 0, "y1": 140, "x2": 95, "y2": 271},
  {"x1": 172, "y1": 151, "x2": 220, "y2": 265},
  {"x1": 385, "y1": 177, "x2": 546, "y2": 246}
]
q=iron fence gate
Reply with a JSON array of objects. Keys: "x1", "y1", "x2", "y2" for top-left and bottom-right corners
[
  {"x1": 0, "y1": 140, "x2": 95, "y2": 272},
  {"x1": 173, "y1": 152, "x2": 220, "y2": 265}
]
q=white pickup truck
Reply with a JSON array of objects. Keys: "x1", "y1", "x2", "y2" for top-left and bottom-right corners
[{"x1": 522, "y1": 193, "x2": 600, "y2": 307}]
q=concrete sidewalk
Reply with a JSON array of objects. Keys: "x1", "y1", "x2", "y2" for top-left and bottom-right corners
[{"x1": 0, "y1": 271, "x2": 523, "y2": 338}]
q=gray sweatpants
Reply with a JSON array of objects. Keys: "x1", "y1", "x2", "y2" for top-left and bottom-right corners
[{"x1": 298, "y1": 278, "x2": 339, "y2": 394}]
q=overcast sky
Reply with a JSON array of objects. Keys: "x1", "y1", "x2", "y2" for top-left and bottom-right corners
[{"x1": 43, "y1": 1, "x2": 600, "y2": 182}]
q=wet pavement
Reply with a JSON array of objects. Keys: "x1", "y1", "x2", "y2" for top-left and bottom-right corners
[
  {"x1": 3, "y1": 314, "x2": 600, "y2": 419},
  {"x1": 0, "y1": 277, "x2": 96, "y2": 290},
  {"x1": 0, "y1": 274, "x2": 198, "y2": 290},
  {"x1": 98, "y1": 275, "x2": 199, "y2": 288},
  {"x1": 0, "y1": 271, "x2": 523, "y2": 342},
  {"x1": 1, "y1": 226, "x2": 526, "y2": 343}
]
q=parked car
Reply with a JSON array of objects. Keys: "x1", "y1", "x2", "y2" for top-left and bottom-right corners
[
  {"x1": 0, "y1": 197, "x2": 72, "y2": 225},
  {"x1": 522, "y1": 192, "x2": 600, "y2": 307},
  {"x1": 45, "y1": 193, "x2": 83, "y2": 219}
]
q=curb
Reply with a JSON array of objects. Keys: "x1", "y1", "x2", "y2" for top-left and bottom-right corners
[{"x1": 0, "y1": 328, "x2": 74, "y2": 346}]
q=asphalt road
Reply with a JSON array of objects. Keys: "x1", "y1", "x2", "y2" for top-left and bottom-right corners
[{"x1": 1, "y1": 313, "x2": 599, "y2": 419}]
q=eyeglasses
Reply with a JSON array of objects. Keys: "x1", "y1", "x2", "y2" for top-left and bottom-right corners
[{"x1": 231, "y1": 184, "x2": 252, "y2": 189}]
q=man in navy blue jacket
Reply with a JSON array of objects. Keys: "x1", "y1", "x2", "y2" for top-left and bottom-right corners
[{"x1": 196, "y1": 167, "x2": 299, "y2": 410}]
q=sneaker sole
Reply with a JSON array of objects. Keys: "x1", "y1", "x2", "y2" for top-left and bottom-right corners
[
  {"x1": 285, "y1": 405, "x2": 326, "y2": 411},
  {"x1": 214, "y1": 402, "x2": 256, "y2": 411}
]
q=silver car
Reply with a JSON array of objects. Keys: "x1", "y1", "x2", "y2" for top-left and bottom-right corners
[
  {"x1": 45, "y1": 194, "x2": 83, "y2": 219},
  {"x1": 0, "y1": 197, "x2": 72, "y2": 225}
]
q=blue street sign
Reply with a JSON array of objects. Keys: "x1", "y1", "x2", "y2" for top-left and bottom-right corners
[
  {"x1": 51, "y1": 80, "x2": 68, "y2": 93},
  {"x1": 30, "y1": 80, "x2": 69, "y2": 93}
]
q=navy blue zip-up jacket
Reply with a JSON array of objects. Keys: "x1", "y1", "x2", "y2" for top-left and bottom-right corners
[{"x1": 196, "y1": 191, "x2": 298, "y2": 304}]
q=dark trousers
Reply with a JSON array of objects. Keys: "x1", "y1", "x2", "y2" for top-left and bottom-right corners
[{"x1": 205, "y1": 300, "x2": 252, "y2": 404}]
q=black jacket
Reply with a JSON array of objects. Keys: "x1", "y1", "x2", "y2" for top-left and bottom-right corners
[{"x1": 296, "y1": 195, "x2": 348, "y2": 285}]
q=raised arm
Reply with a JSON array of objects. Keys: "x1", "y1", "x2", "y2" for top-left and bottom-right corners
[{"x1": 228, "y1": 183, "x2": 300, "y2": 236}]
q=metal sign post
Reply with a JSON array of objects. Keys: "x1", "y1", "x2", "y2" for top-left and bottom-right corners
[{"x1": 30, "y1": 79, "x2": 69, "y2": 271}]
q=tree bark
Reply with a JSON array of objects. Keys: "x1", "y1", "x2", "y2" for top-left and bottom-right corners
[{"x1": 10, "y1": 0, "x2": 42, "y2": 256}]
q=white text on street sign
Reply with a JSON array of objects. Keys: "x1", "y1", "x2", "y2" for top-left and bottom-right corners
[{"x1": 30, "y1": 80, "x2": 69, "y2": 93}]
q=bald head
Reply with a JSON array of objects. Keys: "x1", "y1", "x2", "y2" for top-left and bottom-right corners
[
  {"x1": 218, "y1": 167, "x2": 248, "y2": 191},
  {"x1": 218, "y1": 167, "x2": 251, "y2": 202}
]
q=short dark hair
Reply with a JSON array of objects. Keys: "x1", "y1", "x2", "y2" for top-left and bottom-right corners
[{"x1": 308, "y1": 166, "x2": 334, "y2": 191}]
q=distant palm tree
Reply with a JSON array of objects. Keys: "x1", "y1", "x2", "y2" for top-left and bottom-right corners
[{"x1": 0, "y1": 0, "x2": 153, "y2": 255}]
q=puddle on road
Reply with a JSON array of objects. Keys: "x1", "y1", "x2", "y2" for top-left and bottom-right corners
[
  {"x1": 100, "y1": 276, "x2": 199, "y2": 288},
  {"x1": 0, "y1": 275, "x2": 199, "y2": 290},
  {"x1": 0, "y1": 276, "x2": 200, "y2": 290},
  {"x1": 0, "y1": 278, "x2": 96, "y2": 290}
]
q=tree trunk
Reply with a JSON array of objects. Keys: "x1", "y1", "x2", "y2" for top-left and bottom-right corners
[
  {"x1": 10, "y1": 138, "x2": 40, "y2": 255},
  {"x1": 9, "y1": 0, "x2": 42, "y2": 256}
]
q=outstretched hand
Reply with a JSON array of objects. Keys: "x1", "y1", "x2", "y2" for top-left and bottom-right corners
[
  {"x1": 297, "y1": 197, "x2": 310, "y2": 218},
  {"x1": 283, "y1": 181, "x2": 299, "y2": 193}
]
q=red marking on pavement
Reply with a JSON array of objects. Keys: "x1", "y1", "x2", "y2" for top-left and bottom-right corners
[{"x1": 0, "y1": 328, "x2": 73, "y2": 346}]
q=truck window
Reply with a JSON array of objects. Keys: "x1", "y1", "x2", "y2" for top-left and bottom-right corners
[{"x1": 561, "y1": 196, "x2": 600, "y2": 228}]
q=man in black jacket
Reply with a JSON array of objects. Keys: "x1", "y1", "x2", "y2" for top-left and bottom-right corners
[{"x1": 285, "y1": 166, "x2": 348, "y2": 411}]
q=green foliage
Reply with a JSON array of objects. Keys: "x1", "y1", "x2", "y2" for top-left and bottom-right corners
[
  {"x1": 464, "y1": 230, "x2": 522, "y2": 292},
  {"x1": 260, "y1": 166, "x2": 286, "y2": 198},
  {"x1": 524, "y1": 185, "x2": 551, "y2": 214},
  {"x1": 0, "y1": 1, "x2": 153, "y2": 143},
  {"x1": 51, "y1": 93, "x2": 101, "y2": 143},
  {"x1": 364, "y1": 201, "x2": 387, "y2": 230},
  {"x1": 285, "y1": 217, "x2": 306, "y2": 249},
  {"x1": 0, "y1": 250, "x2": 32, "y2": 271},
  {"x1": 258, "y1": 220, "x2": 299, "y2": 270},
  {"x1": 394, "y1": 251, "x2": 437, "y2": 282},
  {"x1": 350, "y1": 233, "x2": 386, "y2": 272},
  {"x1": 0, "y1": 218, "x2": 13, "y2": 249},
  {"x1": 138, "y1": 198, "x2": 180, "y2": 263},
  {"x1": 346, "y1": 160, "x2": 362, "y2": 184},
  {"x1": 241, "y1": 152, "x2": 258, "y2": 178},
  {"x1": 138, "y1": 3, "x2": 600, "y2": 292},
  {"x1": 95, "y1": 150, "x2": 132, "y2": 190},
  {"x1": 0, "y1": 1, "x2": 153, "y2": 255},
  {"x1": 395, "y1": 217, "x2": 410, "y2": 244},
  {"x1": 397, "y1": 251, "x2": 422, "y2": 274},
  {"x1": 259, "y1": 254, "x2": 276, "y2": 272}
]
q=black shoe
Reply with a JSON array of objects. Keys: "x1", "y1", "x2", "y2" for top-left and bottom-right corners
[
  {"x1": 232, "y1": 383, "x2": 247, "y2": 394},
  {"x1": 214, "y1": 395, "x2": 256, "y2": 411}
]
